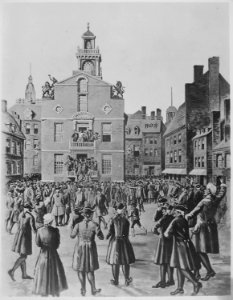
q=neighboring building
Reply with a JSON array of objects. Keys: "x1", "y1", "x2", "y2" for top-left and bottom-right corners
[
  {"x1": 1, "y1": 100, "x2": 25, "y2": 183},
  {"x1": 9, "y1": 75, "x2": 42, "y2": 177},
  {"x1": 125, "y1": 106, "x2": 166, "y2": 177},
  {"x1": 189, "y1": 127, "x2": 212, "y2": 185},
  {"x1": 41, "y1": 25, "x2": 125, "y2": 182},
  {"x1": 163, "y1": 57, "x2": 230, "y2": 183}
]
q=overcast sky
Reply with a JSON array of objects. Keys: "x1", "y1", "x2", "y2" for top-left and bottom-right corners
[{"x1": 1, "y1": 2, "x2": 230, "y2": 118}]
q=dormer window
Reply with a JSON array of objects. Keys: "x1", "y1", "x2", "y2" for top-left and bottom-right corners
[{"x1": 134, "y1": 126, "x2": 140, "y2": 135}]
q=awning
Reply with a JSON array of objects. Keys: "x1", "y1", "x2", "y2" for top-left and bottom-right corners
[
  {"x1": 189, "y1": 169, "x2": 207, "y2": 176},
  {"x1": 162, "y1": 168, "x2": 187, "y2": 175}
]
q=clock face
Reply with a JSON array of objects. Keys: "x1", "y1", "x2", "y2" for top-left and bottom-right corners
[
  {"x1": 54, "y1": 105, "x2": 63, "y2": 114},
  {"x1": 102, "y1": 103, "x2": 112, "y2": 115},
  {"x1": 83, "y1": 61, "x2": 94, "y2": 74}
]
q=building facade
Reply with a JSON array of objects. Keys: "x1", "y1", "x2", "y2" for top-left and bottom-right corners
[
  {"x1": 9, "y1": 75, "x2": 42, "y2": 177},
  {"x1": 41, "y1": 26, "x2": 125, "y2": 182},
  {"x1": 1, "y1": 100, "x2": 25, "y2": 184},
  {"x1": 125, "y1": 106, "x2": 166, "y2": 177},
  {"x1": 163, "y1": 57, "x2": 230, "y2": 183}
]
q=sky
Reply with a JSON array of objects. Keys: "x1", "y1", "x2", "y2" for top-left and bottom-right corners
[{"x1": 1, "y1": 1, "x2": 230, "y2": 119}]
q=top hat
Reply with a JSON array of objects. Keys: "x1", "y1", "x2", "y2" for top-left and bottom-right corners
[
  {"x1": 23, "y1": 203, "x2": 33, "y2": 209},
  {"x1": 117, "y1": 203, "x2": 124, "y2": 210},
  {"x1": 174, "y1": 205, "x2": 187, "y2": 212}
]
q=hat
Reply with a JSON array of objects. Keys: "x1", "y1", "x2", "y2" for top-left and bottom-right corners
[
  {"x1": 174, "y1": 205, "x2": 187, "y2": 212},
  {"x1": 83, "y1": 206, "x2": 95, "y2": 214},
  {"x1": 117, "y1": 203, "x2": 124, "y2": 210},
  {"x1": 195, "y1": 184, "x2": 201, "y2": 189},
  {"x1": 158, "y1": 197, "x2": 167, "y2": 204},
  {"x1": 23, "y1": 203, "x2": 33, "y2": 209},
  {"x1": 43, "y1": 213, "x2": 54, "y2": 225},
  {"x1": 206, "y1": 183, "x2": 217, "y2": 195}
]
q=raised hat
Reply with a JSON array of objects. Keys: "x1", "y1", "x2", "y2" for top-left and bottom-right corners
[{"x1": 43, "y1": 213, "x2": 54, "y2": 225}]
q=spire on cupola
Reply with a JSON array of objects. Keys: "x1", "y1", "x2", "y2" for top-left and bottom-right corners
[{"x1": 25, "y1": 64, "x2": 36, "y2": 103}]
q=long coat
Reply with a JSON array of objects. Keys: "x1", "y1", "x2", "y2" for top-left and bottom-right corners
[
  {"x1": 33, "y1": 225, "x2": 68, "y2": 296},
  {"x1": 52, "y1": 193, "x2": 65, "y2": 216},
  {"x1": 106, "y1": 214, "x2": 135, "y2": 265},
  {"x1": 188, "y1": 184, "x2": 227, "y2": 254},
  {"x1": 95, "y1": 193, "x2": 108, "y2": 217},
  {"x1": 154, "y1": 214, "x2": 174, "y2": 265},
  {"x1": 12, "y1": 211, "x2": 36, "y2": 255},
  {"x1": 70, "y1": 219, "x2": 104, "y2": 272},
  {"x1": 165, "y1": 215, "x2": 201, "y2": 271}
]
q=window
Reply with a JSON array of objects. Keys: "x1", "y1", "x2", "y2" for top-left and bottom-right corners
[
  {"x1": 102, "y1": 154, "x2": 112, "y2": 175},
  {"x1": 154, "y1": 138, "x2": 157, "y2": 144},
  {"x1": 154, "y1": 149, "x2": 158, "y2": 156},
  {"x1": 134, "y1": 165, "x2": 139, "y2": 176},
  {"x1": 78, "y1": 78, "x2": 88, "y2": 111},
  {"x1": 102, "y1": 123, "x2": 112, "y2": 142},
  {"x1": 54, "y1": 154, "x2": 64, "y2": 174},
  {"x1": 220, "y1": 121, "x2": 225, "y2": 141},
  {"x1": 33, "y1": 155, "x2": 38, "y2": 166},
  {"x1": 225, "y1": 153, "x2": 230, "y2": 168},
  {"x1": 6, "y1": 161, "x2": 11, "y2": 175},
  {"x1": 144, "y1": 148, "x2": 149, "y2": 156},
  {"x1": 198, "y1": 139, "x2": 201, "y2": 150},
  {"x1": 150, "y1": 149, "x2": 153, "y2": 156},
  {"x1": 201, "y1": 157, "x2": 205, "y2": 167},
  {"x1": 79, "y1": 78, "x2": 88, "y2": 93},
  {"x1": 167, "y1": 139, "x2": 170, "y2": 147},
  {"x1": 11, "y1": 141, "x2": 16, "y2": 155},
  {"x1": 134, "y1": 146, "x2": 140, "y2": 157},
  {"x1": 150, "y1": 138, "x2": 153, "y2": 144},
  {"x1": 174, "y1": 136, "x2": 177, "y2": 145},
  {"x1": 166, "y1": 152, "x2": 169, "y2": 162},
  {"x1": 201, "y1": 139, "x2": 205, "y2": 150},
  {"x1": 17, "y1": 161, "x2": 21, "y2": 174},
  {"x1": 11, "y1": 161, "x2": 17, "y2": 174},
  {"x1": 16, "y1": 142, "x2": 21, "y2": 156},
  {"x1": 25, "y1": 123, "x2": 30, "y2": 134},
  {"x1": 178, "y1": 133, "x2": 182, "y2": 143},
  {"x1": 145, "y1": 137, "x2": 149, "y2": 144},
  {"x1": 194, "y1": 140, "x2": 197, "y2": 149},
  {"x1": 216, "y1": 154, "x2": 223, "y2": 168},
  {"x1": 34, "y1": 124, "x2": 39, "y2": 134},
  {"x1": 134, "y1": 126, "x2": 140, "y2": 135},
  {"x1": 178, "y1": 149, "x2": 182, "y2": 163},
  {"x1": 170, "y1": 152, "x2": 173, "y2": 163},
  {"x1": 54, "y1": 123, "x2": 63, "y2": 143},
  {"x1": 6, "y1": 139, "x2": 10, "y2": 153},
  {"x1": 195, "y1": 157, "x2": 198, "y2": 167},
  {"x1": 225, "y1": 99, "x2": 230, "y2": 122},
  {"x1": 25, "y1": 140, "x2": 31, "y2": 150},
  {"x1": 126, "y1": 127, "x2": 131, "y2": 135},
  {"x1": 174, "y1": 150, "x2": 177, "y2": 163},
  {"x1": 33, "y1": 139, "x2": 39, "y2": 149},
  {"x1": 198, "y1": 157, "x2": 201, "y2": 167}
]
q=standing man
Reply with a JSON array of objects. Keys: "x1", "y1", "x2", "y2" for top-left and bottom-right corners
[
  {"x1": 70, "y1": 206, "x2": 104, "y2": 296},
  {"x1": 52, "y1": 187, "x2": 66, "y2": 226},
  {"x1": 106, "y1": 203, "x2": 135, "y2": 286},
  {"x1": 8, "y1": 203, "x2": 36, "y2": 281}
]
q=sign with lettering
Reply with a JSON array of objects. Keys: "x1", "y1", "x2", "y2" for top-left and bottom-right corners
[{"x1": 145, "y1": 122, "x2": 158, "y2": 129}]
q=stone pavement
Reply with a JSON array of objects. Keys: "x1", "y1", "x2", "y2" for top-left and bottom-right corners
[{"x1": 1, "y1": 203, "x2": 231, "y2": 297}]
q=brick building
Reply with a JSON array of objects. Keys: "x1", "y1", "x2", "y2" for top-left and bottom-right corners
[
  {"x1": 125, "y1": 106, "x2": 166, "y2": 177},
  {"x1": 163, "y1": 57, "x2": 230, "y2": 184},
  {"x1": 41, "y1": 25, "x2": 125, "y2": 182},
  {"x1": 1, "y1": 100, "x2": 25, "y2": 184},
  {"x1": 9, "y1": 75, "x2": 42, "y2": 177}
]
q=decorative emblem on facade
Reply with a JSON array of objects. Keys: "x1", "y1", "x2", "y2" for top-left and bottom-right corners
[
  {"x1": 23, "y1": 108, "x2": 33, "y2": 120},
  {"x1": 42, "y1": 74, "x2": 58, "y2": 99},
  {"x1": 72, "y1": 111, "x2": 94, "y2": 120},
  {"x1": 102, "y1": 103, "x2": 112, "y2": 115},
  {"x1": 111, "y1": 81, "x2": 125, "y2": 99},
  {"x1": 54, "y1": 105, "x2": 63, "y2": 114}
]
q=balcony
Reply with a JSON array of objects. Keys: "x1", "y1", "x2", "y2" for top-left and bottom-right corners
[
  {"x1": 77, "y1": 49, "x2": 100, "y2": 55},
  {"x1": 69, "y1": 140, "x2": 95, "y2": 150}
]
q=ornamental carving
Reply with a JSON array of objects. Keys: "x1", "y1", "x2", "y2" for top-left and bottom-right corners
[
  {"x1": 72, "y1": 111, "x2": 94, "y2": 120},
  {"x1": 102, "y1": 103, "x2": 112, "y2": 115}
]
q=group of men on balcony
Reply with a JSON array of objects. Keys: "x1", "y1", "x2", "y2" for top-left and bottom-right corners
[{"x1": 71, "y1": 129, "x2": 100, "y2": 143}]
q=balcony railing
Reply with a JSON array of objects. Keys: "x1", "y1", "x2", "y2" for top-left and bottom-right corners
[
  {"x1": 77, "y1": 49, "x2": 100, "y2": 55},
  {"x1": 70, "y1": 141, "x2": 95, "y2": 149},
  {"x1": 67, "y1": 170, "x2": 98, "y2": 178}
]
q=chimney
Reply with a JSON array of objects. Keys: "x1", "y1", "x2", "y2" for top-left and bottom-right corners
[
  {"x1": 209, "y1": 57, "x2": 220, "y2": 112},
  {"x1": 156, "y1": 108, "x2": 162, "y2": 120},
  {"x1": 194, "y1": 65, "x2": 204, "y2": 82},
  {"x1": 141, "y1": 106, "x2": 146, "y2": 119},
  {"x1": 2, "y1": 100, "x2": 7, "y2": 113},
  {"x1": 151, "y1": 111, "x2": 155, "y2": 120}
]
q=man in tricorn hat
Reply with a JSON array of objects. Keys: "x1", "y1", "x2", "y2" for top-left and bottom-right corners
[
  {"x1": 8, "y1": 203, "x2": 36, "y2": 281},
  {"x1": 70, "y1": 205, "x2": 104, "y2": 296},
  {"x1": 106, "y1": 203, "x2": 135, "y2": 286}
]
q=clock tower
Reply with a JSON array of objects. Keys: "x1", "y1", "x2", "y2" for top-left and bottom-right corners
[{"x1": 76, "y1": 23, "x2": 102, "y2": 79}]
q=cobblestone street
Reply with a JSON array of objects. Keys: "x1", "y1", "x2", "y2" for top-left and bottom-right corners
[{"x1": 2, "y1": 203, "x2": 231, "y2": 297}]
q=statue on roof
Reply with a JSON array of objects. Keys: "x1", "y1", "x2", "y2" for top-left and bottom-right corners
[
  {"x1": 42, "y1": 75, "x2": 58, "y2": 99},
  {"x1": 112, "y1": 81, "x2": 125, "y2": 99}
]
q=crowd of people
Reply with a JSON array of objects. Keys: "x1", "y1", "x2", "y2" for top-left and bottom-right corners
[
  {"x1": 5, "y1": 176, "x2": 227, "y2": 297},
  {"x1": 65, "y1": 156, "x2": 98, "y2": 181},
  {"x1": 71, "y1": 129, "x2": 100, "y2": 143}
]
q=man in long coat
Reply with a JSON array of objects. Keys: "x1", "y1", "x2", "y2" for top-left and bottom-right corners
[
  {"x1": 52, "y1": 187, "x2": 65, "y2": 226},
  {"x1": 8, "y1": 203, "x2": 36, "y2": 281},
  {"x1": 186, "y1": 181, "x2": 227, "y2": 281},
  {"x1": 106, "y1": 203, "x2": 135, "y2": 286}
]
